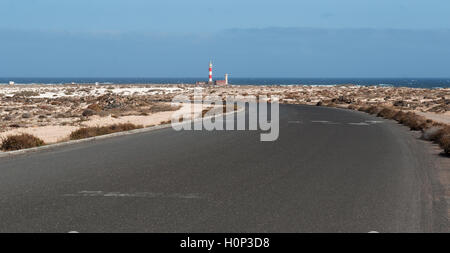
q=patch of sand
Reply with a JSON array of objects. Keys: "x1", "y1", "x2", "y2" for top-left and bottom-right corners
[
  {"x1": 0, "y1": 103, "x2": 205, "y2": 144},
  {"x1": 415, "y1": 111, "x2": 450, "y2": 124},
  {"x1": 0, "y1": 125, "x2": 78, "y2": 144}
]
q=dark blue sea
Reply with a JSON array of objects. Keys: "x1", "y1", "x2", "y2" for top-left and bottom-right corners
[{"x1": 0, "y1": 78, "x2": 449, "y2": 88}]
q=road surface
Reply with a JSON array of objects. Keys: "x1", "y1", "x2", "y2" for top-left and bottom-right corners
[{"x1": 0, "y1": 105, "x2": 446, "y2": 232}]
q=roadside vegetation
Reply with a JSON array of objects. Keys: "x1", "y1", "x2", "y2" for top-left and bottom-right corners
[
  {"x1": 1, "y1": 133, "x2": 45, "y2": 151},
  {"x1": 343, "y1": 104, "x2": 450, "y2": 155},
  {"x1": 69, "y1": 123, "x2": 143, "y2": 140}
]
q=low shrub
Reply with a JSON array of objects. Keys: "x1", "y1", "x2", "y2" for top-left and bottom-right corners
[
  {"x1": 13, "y1": 90, "x2": 39, "y2": 97},
  {"x1": 69, "y1": 123, "x2": 143, "y2": 140},
  {"x1": 358, "y1": 106, "x2": 369, "y2": 112},
  {"x1": 422, "y1": 126, "x2": 445, "y2": 142},
  {"x1": 87, "y1": 103, "x2": 103, "y2": 112},
  {"x1": 1, "y1": 133, "x2": 45, "y2": 151},
  {"x1": 392, "y1": 111, "x2": 406, "y2": 121},
  {"x1": 394, "y1": 112, "x2": 428, "y2": 131},
  {"x1": 201, "y1": 108, "x2": 211, "y2": 117},
  {"x1": 149, "y1": 103, "x2": 180, "y2": 113},
  {"x1": 160, "y1": 120, "x2": 171, "y2": 125},
  {"x1": 365, "y1": 106, "x2": 382, "y2": 115},
  {"x1": 406, "y1": 116, "x2": 429, "y2": 131},
  {"x1": 22, "y1": 113, "x2": 32, "y2": 119},
  {"x1": 82, "y1": 109, "x2": 95, "y2": 117},
  {"x1": 377, "y1": 107, "x2": 398, "y2": 119},
  {"x1": 439, "y1": 134, "x2": 450, "y2": 154}
]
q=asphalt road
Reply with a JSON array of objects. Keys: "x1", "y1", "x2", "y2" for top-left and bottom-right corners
[{"x1": 0, "y1": 104, "x2": 446, "y2": 232}]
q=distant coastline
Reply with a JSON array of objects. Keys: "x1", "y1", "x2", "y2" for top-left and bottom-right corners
[{"x1": 0, "y1": 78, "x2": 449, "y2": 88}]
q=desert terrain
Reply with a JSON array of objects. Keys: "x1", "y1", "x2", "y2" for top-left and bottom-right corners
[{"x1": 0, "y1": 83, "x2": 448, "y2": 149}]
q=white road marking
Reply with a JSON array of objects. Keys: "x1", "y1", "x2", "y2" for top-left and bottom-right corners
[
  {"x1": 311, "y1": 120, "x2": 341, "y2": 125},
  {"x1": 348, "y1": 122, "x2": 370, "y2": 126},
  {"x1": 368, "y1": 231, "x2": 379, "y2": 233},
  {"x1": 288, "y1": 120, "x2": 303, "y2": 124},
  {"x1": 64, "y1": 191, "x2": 202, "y2": 199},
  {"x1": 68, "y1": 231, "x2": 79, "y2": 233}
]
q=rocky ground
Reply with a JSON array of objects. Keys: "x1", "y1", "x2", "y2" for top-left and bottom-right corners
[{"x1": 0, "y1": 85, "x2": 192, "y2": 143}]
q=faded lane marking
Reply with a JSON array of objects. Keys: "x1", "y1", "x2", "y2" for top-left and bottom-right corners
[
  {"x1": 348, "y1": 120, "x2": 384, "y2": 126},
  {"x1": 365, "y1": 120, "x2": 383, "y2": 124},
  {"x1": 288, "y1": 120, "x2": 303, "y2": 124},
  {"x1": 348, "y1": 122, "x2": 370, "y2": 126},
  {"x1": 312, "y1": 120, "x2": 384, "y2": 126},
  {"x1": 311, "y1": 120, "x2": 341, "y2": 125},
  {"x1": 64, "y1": 191, "x2": 203, "y2": 199}
]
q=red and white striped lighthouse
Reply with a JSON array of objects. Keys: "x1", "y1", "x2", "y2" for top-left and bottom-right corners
[{"x1": 208, "y1": 61, "x2": 213, "y2": 84}]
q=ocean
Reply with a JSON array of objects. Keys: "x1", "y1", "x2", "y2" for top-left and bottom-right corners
[{"x1": 0, "y1": 78, "x2": 449, "y2": 88}]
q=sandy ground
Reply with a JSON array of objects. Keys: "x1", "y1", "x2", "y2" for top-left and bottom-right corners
[
  {"x1": 415, "y1": 111, "x2": 450, "y2": 124},
  {"x1": 0, "y1": 103, "x2": 205, "y2": 143},
  {"x1": 0, "y1": 125, "x2": 78, "y2": 144}
]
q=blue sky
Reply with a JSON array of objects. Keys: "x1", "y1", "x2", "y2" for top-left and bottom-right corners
[{"x1": 0, "y1": 0, "x2": 449, "y2": 77}]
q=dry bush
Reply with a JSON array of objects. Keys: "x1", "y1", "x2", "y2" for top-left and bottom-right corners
[
  {"x1": 377, "y1": 107, "x2": 398, "y2": 119},
  {"x1": 394, "y1": 112, "x2": 428, "y2": 131},
  {"x1": 422, "y1": 126, "x2": 446, "y2": 142},
  {"x1": 87, "y1": 103, "x2": 102, "y2": 112},
  {"x1": 422, "y1": 126, "x2": 450, "y2": 148},
  {"x1": 396, "y1": 112, "x2": 414, "y2": 124},
  {"x1": 82, "y1": 109, "x2": 95, "y2": 117},
  {"x1": 392, "y1": 111, "x2": 408, "y2": 122},
  {"x1": 69, "y1": 123, "x2": 143, "y2": 140},
  {"x1": 22, "y1": 113, "x2": 32, "y2": 118},
  {"x1": 365, "y1": 106, "x2": 382, "y2": 115},
  {"x1": 1, "y1": 133, "x2": 45, "y2": 151},
  {"x1": 160, "y1": 120, "x2": 171, "y2": 125},
  {"x1": 407, "y1": 117, "x2": 429, "y2": 131},
  {"x1": 284, "y1": 92, "x2": 298, "y2": 99},
  {"x1": 201, "y1": 108, "x2": 211, "y2": 117},
  {"x1": 439, "y1": 134, "x2": 450, "y2": 154},
  {"x1": 13, "y1": 90, "x2": 40, "y2": 97},
  {"x1": 149, "y1": 103, "x2": 180, "y2": 113},
  {"x1": 358, "y1": 106, "x2": 369, "y2": 112}
]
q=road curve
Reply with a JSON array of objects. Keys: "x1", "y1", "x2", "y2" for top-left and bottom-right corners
[{"x1": 0, "y1": 104, "x2": 446, "y2": 232}]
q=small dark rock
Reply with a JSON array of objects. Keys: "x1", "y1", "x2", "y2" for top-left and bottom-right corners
[
  {"x1": 393, "y1": 100, "x2": 406, "y2": 107},
  {"x1": 22, "y1": 113, "x2": 32, "y2": 118},
  {"x1": 82, "y1": 109, "x2": 95, "y2": 117}
]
